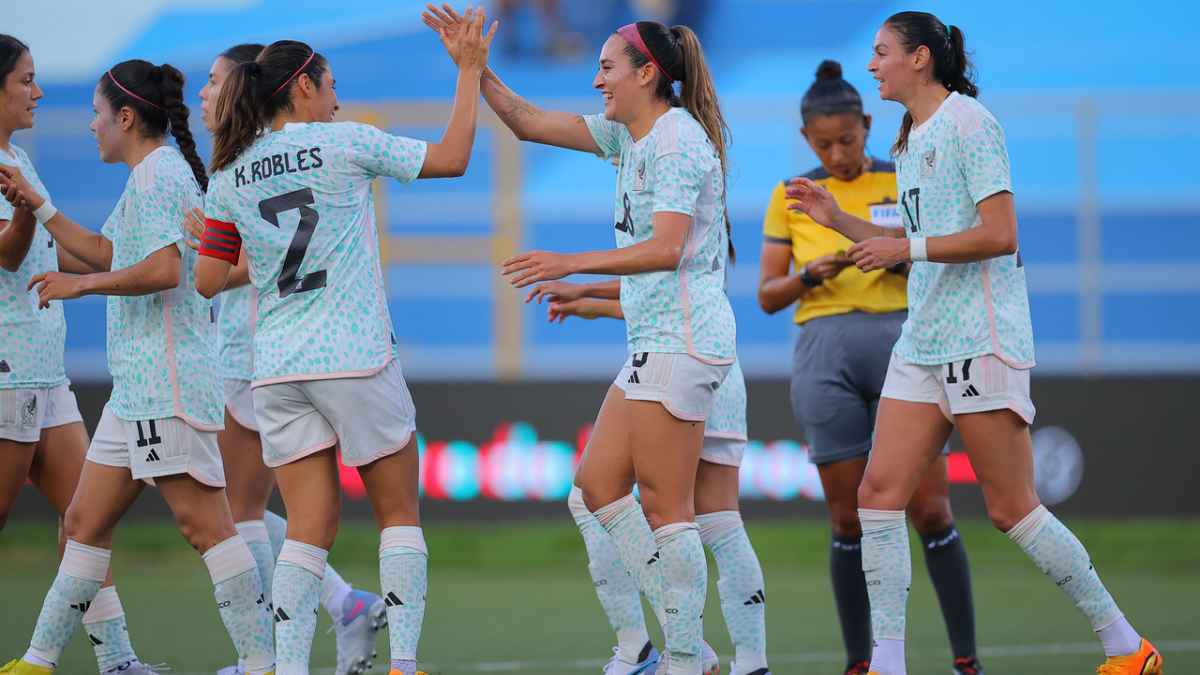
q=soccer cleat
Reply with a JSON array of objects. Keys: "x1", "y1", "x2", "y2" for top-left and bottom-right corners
[
  {"x1": 0, "y1": 661, "x2": 51, "y2": 674},
  {"x1": 332, "y1": 589, "x2": 388, "y2": 675},
  {"x1": 1096, "y1": 638, "x2": 1162, "y2": 675},
  {"x1": 844, "y1": 661, "x2": 871, "y2": 675},
  {"x1": 603, "y1": 641, "x2": 659, "y2": 675},
  {"x1": 741, "y1": 670, "x2": 770, "y2": 675},
  {"x1": 702, "y1": 641, "x2": 720, "y2": 675},
  {"x1": 386, "y1": 671, "x2": 426, "y2": 675},
  {"x1": 952, "y1": 655, "x2": 984, "y2": 674}
]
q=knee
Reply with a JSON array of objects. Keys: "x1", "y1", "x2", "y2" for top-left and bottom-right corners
[
  {"x1": 174, "y1": 507, "x2": 236, "y2": 552},
  {"x1": 827, "y1": 505, "x2": 862, "y2": 539},
  {"x1": 63, "y1": 504, "x2": 110, "y2": 547},
  {"x1": 579, "y1": 482, "x2": 627, "y2": 514},
  {"x1": 855, "y1": 475, "x2": 886, "y2": 509},
  {"x1": 986, "y1": 504, "x2": 1029, "y2": 533},
  {"x1": 907, "y1": 495, "x2": 954, "y2": 535}
]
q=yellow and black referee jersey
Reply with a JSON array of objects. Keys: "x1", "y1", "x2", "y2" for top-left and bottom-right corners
[{"x1": 762, "y1": 157, "x2": 909, "y2": 326}]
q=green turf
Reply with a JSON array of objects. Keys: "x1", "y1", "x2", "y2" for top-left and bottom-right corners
[{"x1": 1, "y1": 517, "x2": 1196, "y2": 674}]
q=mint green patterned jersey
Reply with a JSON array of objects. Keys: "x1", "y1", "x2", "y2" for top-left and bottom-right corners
[
  {"x1": 205, "y1": 122, "x2": 427, "y2": 384},
  {"x1": 0, "y1": 144, "x2": 67, "y2": 389},
  {"x1": 705, "y1": 357, "x2": 746, "y2": 440},
  {"x1": 216, "y1": 285, "x2": 255, "y2": 381},
  {"x1": 583, "y1": 108, "x2": 735, "y2": 362},
  {"x1": 894, "y1": 93, "x2": 1035, "y2": 367},
  {"x1": 100, "y1": 146, "x2": 222, "y2": 428}
]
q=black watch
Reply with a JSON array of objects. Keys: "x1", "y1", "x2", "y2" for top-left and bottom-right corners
[{"x1": 800, "y1": 265, "x2": 822, "y2": 288}]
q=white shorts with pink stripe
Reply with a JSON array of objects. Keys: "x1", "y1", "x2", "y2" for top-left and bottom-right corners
[{"x1": 881, "y1": 352, "x2": 1036, "y2": 424}]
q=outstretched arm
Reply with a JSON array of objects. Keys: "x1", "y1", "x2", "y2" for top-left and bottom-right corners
[
  {"x1": 423, "y1": 4, "x2": 600, "y2": 153},
  {"x1": 0, "y1": 166, "x2": 112, "y2": 270},
  {"x1": 29, "y1": 244, "x2": 179, "y2": 308}
]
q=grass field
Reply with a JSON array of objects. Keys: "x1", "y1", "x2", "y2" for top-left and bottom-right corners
[{"x1": 1, "y1": 517, "x2": 1197, "y2": 674}]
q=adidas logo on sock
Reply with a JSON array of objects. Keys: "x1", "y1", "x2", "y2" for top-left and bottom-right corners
[
  {"x1": 628, "y1": 371, "x2": 640, "y2": 384},
  {"x1": 71, "y1": 601, "x2": 91, "y2": 613},
  {"x1": 743, "y1": 589, "x2": 766, "y2": 606},
  {"x1": 145, "y1": 449, "x2": 162, "y2": 462},
  {"x1": 274, "y1": 607, "x2": 290, "y2": 623},
  {"x1": 646, "y1": 551, "x2": 661, "y2": 566},
  {"x1": 385, "y1": 591, "x2": 404, "y2": 607},
  {"x1": 256, "y1": 593, "x2": 265, "y2": 605},
  {"x1": 961, "y1": 385, "x2": 981, "y2": 398},
  {"x1": 88, "y1": 634, "x2": 103, "y2": 646}
]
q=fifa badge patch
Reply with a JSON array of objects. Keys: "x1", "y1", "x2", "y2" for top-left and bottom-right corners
[
  {"x1": 632, "y1": 160, "x2": 647, "y2": 192},
  {"x1": 868, "y1": 197, "x2": 902, "y2": 228},
  {"x1": 921, "y1": 148, "x2": 937, "y2": 178}
]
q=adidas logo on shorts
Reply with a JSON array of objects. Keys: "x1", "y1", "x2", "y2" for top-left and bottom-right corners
[
  {"x1": 145, "y1": 449, "x2": 162, "y2": 462},
  {"x1": 961, "y1": 385, "x2": 981, "y2": 398}
]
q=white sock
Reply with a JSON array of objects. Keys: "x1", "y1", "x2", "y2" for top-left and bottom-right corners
[
  {"x1": 204, "y1": 535, "x2": 275, "y2": 672},
  {"x1": 698, "y1": 511, "x2": 768, "y2": 674},
  {"x1": 594, "y1": 494, "x2": 668, "y2": 629},
  {"x1": 320, "y1": 559, "x2": 353, "y2": 619},
  {"x1": 237, "y1": 520, "x2": 276, "y2": 609},
  {"x1": 654, "y1": 522, "x2": 707, "y2": 671},
  {"x1": 27, "y1": 539, "x2": 110, "y2": 665},
  {"x1": 380, "y1": 526, "x2": 428, "y2": 663},
  {"x1": 263, "y1": 510, "x2": 288, "y2": 560},
  {"x1": 273, "y1": 540, "x2": 328, "y2": 675},
  {"x1": 569, "y1": 486, "x2": 650, "y2": 662},
  {"x1": 82, "y1": 585, "x2": 139, "y2": 671},
  {"x1": 871, "y1": 637, "x2": 907, "y2": 675}
]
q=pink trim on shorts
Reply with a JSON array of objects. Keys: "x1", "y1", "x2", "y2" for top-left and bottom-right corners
[
  {"x1": 340, "y1": 428, "x2": 416, "y2": 468},
  {"x1": 263, "y1": 434, "x2": 339, "y2": 469},
  {"x1": 980, "y1": 264, "x2": 1035, "y2": 370},
  {"x1": 251, "y1": 357, "x2": 391, "y2": 388},
  {"x1": 704, "y1": 430, "x2": 749, "y2": 442}
]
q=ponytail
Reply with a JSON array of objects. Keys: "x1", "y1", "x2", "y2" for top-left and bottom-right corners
[
  {"x1": 620, "y1": 22, "x2": 735, "y2": 261},
  {"x1": 884, "y1": 12, "x2": 978, "y2": 155},
  {"x1": 158, "y1": 64, "x2": 207, "y2": 191},
  {"x1": 210, "y1": 40, "x2": 326, "y2": 172},
  {"x1": 99, "y1": 59, "x2": 207, "y2": 190}
]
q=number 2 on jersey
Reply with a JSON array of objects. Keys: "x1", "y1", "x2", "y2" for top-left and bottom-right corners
[
  {"x1": 900, "y1": 187, "x2": 921, "y2": 233},
  {"x1": 259, "y1": 188, "x2": 327, "y2": 298}
]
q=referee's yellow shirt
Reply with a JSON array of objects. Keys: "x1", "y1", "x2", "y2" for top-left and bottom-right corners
[{"x1": 762, "y1": 158, "x2": 909, "y2": 325}]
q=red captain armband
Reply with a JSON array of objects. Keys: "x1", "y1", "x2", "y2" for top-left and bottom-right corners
[{"x1": 198, "y1": 218, "x2": 242, "y2": 264}]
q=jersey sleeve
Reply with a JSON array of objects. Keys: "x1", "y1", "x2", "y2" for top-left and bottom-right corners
[
  {"x1": 130, "y1": 175, "x2": 186, "y2": 260},
  {"x1": 583, "y1": 114, "x2": 625, "y2": 160},
  {"x1": 957, "y1": 114, "x2": 1013, "y2": 204},
  {"x1": 762, "y1": 181, "x2": 794, "y2": 245},
  {"x1": 346, "y1": 122, "x2": 428, "y2": 184}
]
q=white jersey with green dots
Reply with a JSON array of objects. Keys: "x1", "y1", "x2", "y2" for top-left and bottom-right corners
[
  {"x1": 216, "y1": 285, "x2": 255, "y2": 381},
  {"x1": 205, "y1": 122, "x2": 427, "y2": 385},
  {"x1": 584, "y1": 107, "x2": 735, "y2": 363},
  {"x1": 0, "y1": 144, "x2": 67, "y2": 389},
  {"x1": 894, "y1": 92, "x2": 1035, "y2": 368},
  {"x1": 101, "y1": 146, "x2": 222, "y2": 428},
  {"x1": 705, "y1": 357, "x2": 746, "y2": 440}
]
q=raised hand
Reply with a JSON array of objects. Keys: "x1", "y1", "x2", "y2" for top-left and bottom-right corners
[
  {"x1": 785, "y1": 177, "x2": 842, "y2": 228},
  {"x1": 422, "y1": 4, "x2": 497, "y2": 69}
]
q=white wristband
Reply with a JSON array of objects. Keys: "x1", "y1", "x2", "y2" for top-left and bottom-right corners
[
  {"x1": 32, "y1": 200, "x2": 57, "y2": 224},
  {"x1": 909, "y1": 237, "x2": 928, "y2": 262}
]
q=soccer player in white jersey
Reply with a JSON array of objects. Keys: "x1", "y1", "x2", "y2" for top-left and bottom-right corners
[
  {"x1": 189, "y1": 42, "x2": 387, "y2": 675},
  {"x1": 787, "y1": 12, "x2": 1161, "y2": 675},
  {"x1": 0, "y1": 35, "x2": 157, "y2": 675},
  {"x1": 0, "y1": 60, "x2": 275, "y2": 675},
  {"x1": 196, "y1": 16, "x2": 496, "y2": 675},
  {"x1": 535, "y1": 278, "x2": 770, "y2": 675},
  {"x1": 423, "y1": 8, "x2": 735, "y2": 674}
]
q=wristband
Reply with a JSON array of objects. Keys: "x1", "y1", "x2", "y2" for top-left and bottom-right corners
[
  {"x1": 909, "y1": 237, "x2": 928, "y2": 262},
  {"x1": 800, "y1": 265, "x2": 822, "y2": 288},
  {"x1": 32, "y1": 200, "x2": 58, "y2": 224}
]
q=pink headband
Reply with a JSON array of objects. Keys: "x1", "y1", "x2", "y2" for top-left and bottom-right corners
[
  {"x1": 107, "y1": 70, "x2": 164, "y2": 111},
  {"x1": 616, "y1": 23, "x2": 672, "y2": 83},
  {"x1": 272, "y1": 51, "x2": 316, "y2": 97}
]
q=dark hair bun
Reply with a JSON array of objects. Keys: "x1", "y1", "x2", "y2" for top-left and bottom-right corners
[{"x1": 815, "y1": 59, "x2": 843, "y2": 81}]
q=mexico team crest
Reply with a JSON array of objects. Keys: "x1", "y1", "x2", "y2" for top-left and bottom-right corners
[{"x1": 921, "y1": 148, "x2": 937, "y2": 178}]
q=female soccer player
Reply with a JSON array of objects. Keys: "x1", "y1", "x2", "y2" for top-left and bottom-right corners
[
  {"x1": 759, "y1": 60, "x2": 980, "y2": 675},
  {"x1": 0, "y1": 34, "x2": 154, "y2": 675},
  {"x1": 537, "y1": 279, "x2": 770, "y2": 675},
  {"x1": 788, "y1": 12, "x2": 1161, "y2": 675},
  {"x1": 423, "y1": 6, "x2": 736, "y2": 673},
  {"x1": 192, "y1": 43, "x2": 386, "y2": 675},
  {"x1": 196, "y1": 15, "x2": 495, "y2": 675},
  {"x1": 0, "y1": 59, "x2": 274, "y2": 674}
]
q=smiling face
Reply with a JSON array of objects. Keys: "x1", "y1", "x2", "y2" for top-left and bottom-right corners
[
  {"x1": 0, "y1": 50, "x2": 42, "y2": 133},
  {"x1": 592, "y1": 34, "x2": 655, "y2": 123},
  {"x1": 867, "y1": 25, "x2": 924, "y2": 103},
  {"x1": 309, "y1": 66, "x2": 338, "y2": 122},
  {"x1": 801, "y1": 112, "x2": 870, "y2": 182}
]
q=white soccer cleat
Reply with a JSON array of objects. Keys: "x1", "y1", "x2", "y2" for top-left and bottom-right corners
[
  {"x1": 103, "y1": 660, "x2": 164, "y2": 674},
  {"x1": 332, "y1": 589, "x2": 388, "y2": 675},
  {"x1": 603, "y1": 641, "x2": 659, "y2": 674}
]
